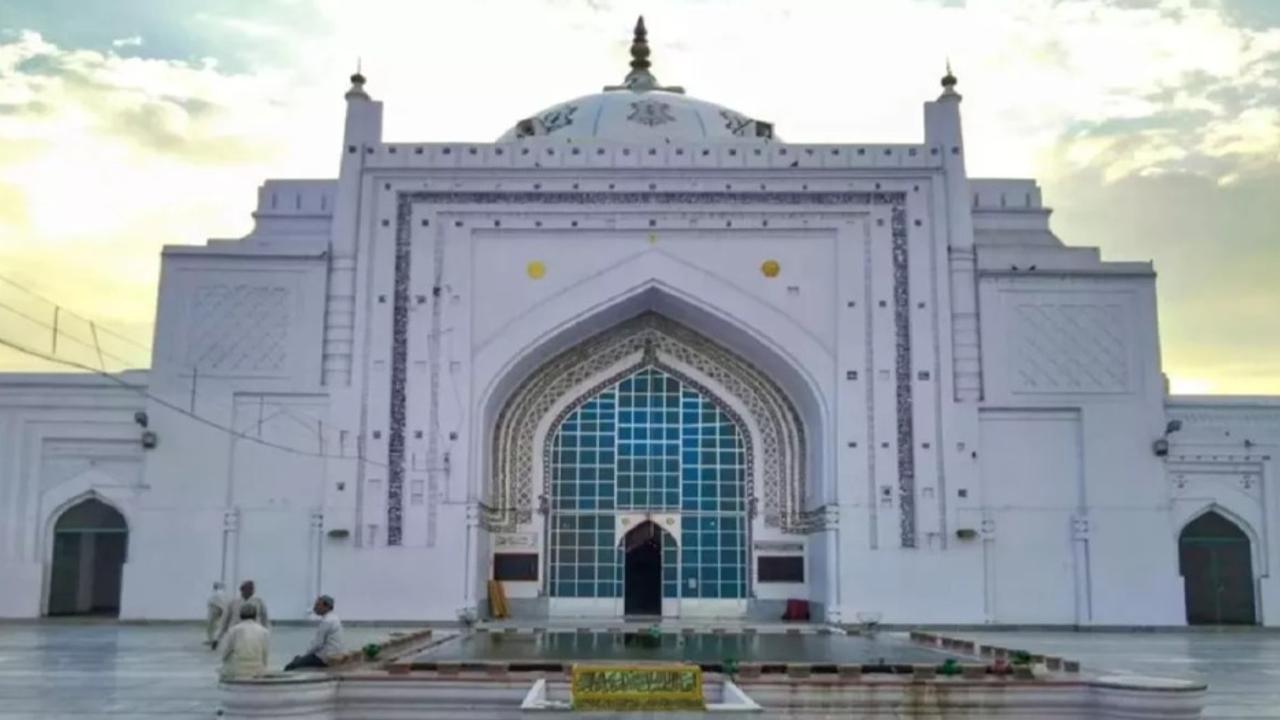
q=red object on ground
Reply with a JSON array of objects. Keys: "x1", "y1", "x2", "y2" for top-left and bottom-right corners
[{"x1": 781, "y1": 598, "x2": 810, "y2": 621}]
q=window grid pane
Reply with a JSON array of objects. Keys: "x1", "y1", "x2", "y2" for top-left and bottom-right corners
[{"x1": 548, "y1": 368, "x2": 748, "y2": 600}]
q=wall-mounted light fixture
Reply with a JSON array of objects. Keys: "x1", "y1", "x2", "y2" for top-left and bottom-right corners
[{"x1": 1153, "y1": 419, "x2": 1183, "y2": 457}]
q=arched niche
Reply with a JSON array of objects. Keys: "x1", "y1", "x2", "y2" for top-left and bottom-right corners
[
  {"x1": 47, "y1": 497, "x2": 129, "y2": 617},
  {"x1": 1178, "y1": 508, "x2": 1257, "y2": 625}
]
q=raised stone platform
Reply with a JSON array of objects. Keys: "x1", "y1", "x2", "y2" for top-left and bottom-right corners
[{"x1": 218, "y1": 627, "x2": 1206, "y2": 718}]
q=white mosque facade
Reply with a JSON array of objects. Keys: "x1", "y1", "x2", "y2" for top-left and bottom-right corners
[{"x1": 2, "y1": 22, "x2": 1279, "y2": 626}]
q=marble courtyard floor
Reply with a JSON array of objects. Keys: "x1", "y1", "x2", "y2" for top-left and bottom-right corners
[
  {"x1": 958, "y1": 630, "x2": 1280, "y2": 719},
  {"x1": 0, "y1": 620, "x2": 413, "y2": 719},
  {"x1": 0, "y1": 621, "x2": 1278, "y2": 718}
]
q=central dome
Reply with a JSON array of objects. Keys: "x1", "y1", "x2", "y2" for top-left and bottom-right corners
[
  {"x1": 497, "y1": 89, "x2": 773, "y2": 144},
  {"x1": 497, "y1": 17, "x2": 774, "y2": 144}
]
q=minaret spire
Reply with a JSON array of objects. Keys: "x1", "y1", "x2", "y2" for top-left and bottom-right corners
[
  {"x1": 346, "y1": 58, "x2": 369, "y2": 100},
  {"x1": 940, "y1": 59, "x2": 960, "y2": 99}
]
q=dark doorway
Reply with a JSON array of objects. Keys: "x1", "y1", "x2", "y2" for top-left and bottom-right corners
[
  {"x1": 623, "y1": 522, "x2": 663, "y2": 616},
  {"x1": 1179, "y1": 511, "x2": 1256, "y2": 625},
  {"x1": 48, "y1": 499, "x2": 128, "y2": 617}
]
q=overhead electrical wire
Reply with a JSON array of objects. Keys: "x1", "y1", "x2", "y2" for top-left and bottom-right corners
[
  {"x1": 0, "y1": 298, "x2": 148, "y2": 369},
  {"x1": 0, "y1": 274, "x2": 152, "y2": 354},
  {"x1": 0, "y1": 335, "x2": 387, "y2": 468}
]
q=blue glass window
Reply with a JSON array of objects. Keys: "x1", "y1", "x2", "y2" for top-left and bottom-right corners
[{"x1": 547, "y1": 368, "x2": 748, "y2": 600}]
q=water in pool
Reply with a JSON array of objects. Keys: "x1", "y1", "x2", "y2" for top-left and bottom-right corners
[{"x1": 412, "y1": 631, "x2": 960, "y2": 667}]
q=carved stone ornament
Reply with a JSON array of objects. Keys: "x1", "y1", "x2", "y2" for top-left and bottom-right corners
[{"x1": 627, "y1": 100, "x2": 675, "y2": 127}]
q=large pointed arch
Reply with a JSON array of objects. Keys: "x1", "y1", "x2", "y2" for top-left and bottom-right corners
[{"x1": 487, "y1": 312, "x2": 814, "y2": 533}]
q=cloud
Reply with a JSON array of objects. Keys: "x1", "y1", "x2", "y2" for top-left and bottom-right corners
[
  {"x1": 111, "y1": 35, "x2": 142, "y2": 48},
  {"x1": 1042, "y1": 163, "x2": 1280, "y2": 394},
  {"x1": 0, "y1": 29, "x2": 334, "y2": 373}
]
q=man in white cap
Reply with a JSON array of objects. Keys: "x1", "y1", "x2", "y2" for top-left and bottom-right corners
[{"x1": 284, "y1": 595, "x2": 344, "y2": 671}]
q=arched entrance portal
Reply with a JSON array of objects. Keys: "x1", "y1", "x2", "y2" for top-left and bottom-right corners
[
  {"x1": 546, "y1": 367, "x2": 749, "y2": 614},
  {"x1": 1179, "y1": 511, "x2": 1256, "y2": 625},
  {"x1": 622, "y1": 521, "x2": 670, "y2": 616},
  {"x1": 48, "y1": 498, "x2": 128, "y2": 617}
]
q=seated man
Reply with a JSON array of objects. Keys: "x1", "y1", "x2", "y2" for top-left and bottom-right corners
[
  {"x1": 284, "y1": 595, "x2": 344, "y2": 671},
  {"x1": 219, "y1": 604, "x2": 270, "y2": 680}
]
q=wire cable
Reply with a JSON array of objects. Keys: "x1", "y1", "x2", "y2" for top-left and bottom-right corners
[
  {"x1": 0, "y1": 335, "x2": 387, "y2": 468},
  {"x1": 0, "y1": 274, "x2": 152, "y2": 353},
  {"x1": 0, "y1": 298, "x2": 148, "y2": 369}
]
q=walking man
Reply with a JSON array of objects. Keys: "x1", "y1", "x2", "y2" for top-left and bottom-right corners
[
  {"x1": 205, "y1": 581, "x2": 227, "y2": 648},
  {"x1": 219, "y1": 603, "x2": 270, "y2": 680},
  {"x1": 284, "y1": 595, "x2": 343, "y2": 671},
  {"x1": 213, "y1": 580, "x2": 269, "y2": 650}
]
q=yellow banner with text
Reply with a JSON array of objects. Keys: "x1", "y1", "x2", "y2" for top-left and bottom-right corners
[{"x1": 570, "y1": 663, "x2": 705, "y2": 711}]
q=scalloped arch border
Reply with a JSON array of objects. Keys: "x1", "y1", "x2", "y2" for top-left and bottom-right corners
[{"x1": 486, "y1": 313, "x2": 812, "y2": 533}]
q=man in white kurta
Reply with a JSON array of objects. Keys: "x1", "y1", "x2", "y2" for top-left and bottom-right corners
[
  {"x1": 284, "y1": 595, "x2": 344, "y2": 671},
  {"x1": 205, "y1": 582, "x2": 227, "y2": 647},
  {"x1": 214, "y1": 580, "x2": 269, "y2": 649},
  {"x1": 219, "y1": 604, "x2": 270, "y2": 680}
]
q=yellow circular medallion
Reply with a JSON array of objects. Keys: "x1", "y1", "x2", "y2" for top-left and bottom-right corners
[
  {"x1": 526, "y1": 261, "x2": 546, "y2": 279},
  {"x1": 761, "y1": 259, "x2": 781, "y2": 278}
]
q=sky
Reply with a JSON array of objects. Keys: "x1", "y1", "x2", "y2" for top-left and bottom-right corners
[{"x1": 0, "y1": 0, "x2": 1276, "y2": 393}]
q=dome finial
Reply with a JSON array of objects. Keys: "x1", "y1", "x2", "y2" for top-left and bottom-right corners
[
  {"x1": 603, "y1": 16, "x2": 684, "y2": 94},
  {"x1": 630, "y1": 16, "x2": 651, "y2": 73},
  {"x1": 621, "y1": 15, "x2": 658, "y2": 91}
]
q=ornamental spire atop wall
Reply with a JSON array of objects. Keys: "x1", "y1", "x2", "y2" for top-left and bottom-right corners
[
  {"x1": 604, "y1": 16, "x2": 685, "y2": 94},
  {"x1": 939, "y1": 59, "x2": 961, "y2": 100},
  {"x1": 345, "y1": 59, "x2": 369, "y2": 100}
]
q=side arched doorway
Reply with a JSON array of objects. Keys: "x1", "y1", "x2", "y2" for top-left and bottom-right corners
[
  {"x1": 1179, "y1": 511, "x2": 1256, "y2": 625},
  {"x1": 48, "y1": 498, "x2": 128, "y2": 617}
]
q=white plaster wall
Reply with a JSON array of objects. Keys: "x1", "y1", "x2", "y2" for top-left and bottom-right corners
[
  {"x1": 980, "y1": 410, "x2": 1082, "y2": 624},
  {"x1": 976, "y1": 263, "x2": 1184, "y2": 625},
  {"x1": 470, "y1": 229, "x2": 838, "y2": 355},
  {"x1": 120, "y1": 243, "x2": 334, "y2": 620}
]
